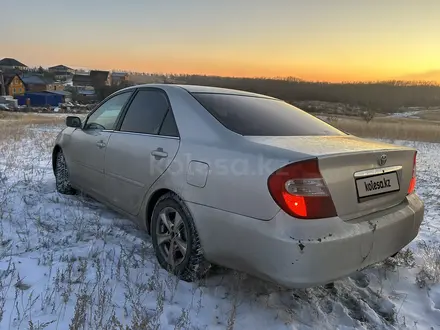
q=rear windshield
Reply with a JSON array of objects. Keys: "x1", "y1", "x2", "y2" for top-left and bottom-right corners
[{"x1": 191, "y1": 93, "x2": 346, "y2": 136}]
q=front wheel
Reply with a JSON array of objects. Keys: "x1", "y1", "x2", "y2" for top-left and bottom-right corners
[
  {"x1": 54, "y1": 150, "x2": 76, "y2": 195},
  {"x1": 151, "y1": 192, "x2": 210, "y2": 282}
]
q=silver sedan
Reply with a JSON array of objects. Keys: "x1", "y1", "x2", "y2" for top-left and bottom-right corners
[{"x1": 52, "y1": 84, "x2": 424, "y2": 288}]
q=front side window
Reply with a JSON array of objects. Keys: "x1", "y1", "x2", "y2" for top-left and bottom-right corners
[
  {"x1": 120, "y1": 90, "x2": 175, "y2": 135},
  {"x1": 191, "y1": 93, "x2": 346, "y2": 136},
  {"x1": 85, "y1": 92, "x2": 132, "y2": 130}
]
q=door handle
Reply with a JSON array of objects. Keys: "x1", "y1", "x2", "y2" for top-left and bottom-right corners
[
  {"x1": 151, "y1": 148, "x2": 168, "y2": 160},
  {"x1": 96, "y1": 140, "x2": 106, "y2": 149}
]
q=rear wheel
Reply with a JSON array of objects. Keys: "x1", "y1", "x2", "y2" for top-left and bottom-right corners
[
  {"x1": 54, "y1": 150, "x2": 76, "y2": 195},
  {"x1": 151, "y1": 192, "x2": 210, "y2": 281}
]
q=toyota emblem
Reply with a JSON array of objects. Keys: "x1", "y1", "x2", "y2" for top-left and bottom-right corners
[{"x1": 378, "y1": 154, "x2": 387, "y2": 166}]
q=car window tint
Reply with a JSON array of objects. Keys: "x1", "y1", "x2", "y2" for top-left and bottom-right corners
[
  {"x1": 85, "y1": 92, "x2": 132, "y2": 130},
  {"x1": 191, "y1": 93, "x2": 346, "y2": 136},
  {"x1": 120, "y1": 90, "x2": 170, "y2": 135},
  {"x1": 159, "y1": 110, "x2": 179, "y2": 137}
]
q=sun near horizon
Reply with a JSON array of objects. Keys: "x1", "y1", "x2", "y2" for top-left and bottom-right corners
[{"x1": 1, "y1": 0, "x2": 439, "y2": 83}]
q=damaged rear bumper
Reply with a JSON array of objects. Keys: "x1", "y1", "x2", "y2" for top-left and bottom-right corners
[{"x1": 188, "y1": 194, "x2": 424, "y2": 289}]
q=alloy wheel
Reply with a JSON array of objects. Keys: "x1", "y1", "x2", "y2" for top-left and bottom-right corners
[{"x1": 155, "y1": 206, "x2": 188, "y2": 268}]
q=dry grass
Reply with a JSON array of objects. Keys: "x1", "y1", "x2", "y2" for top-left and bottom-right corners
[
  {"x1": 414, "y1": 109, "x2": 440, "y2": 121},
  {"x1": 415, "y1": 241, "x2": 440, "y2": 288},
  {"x1": 0, "y1": 112, "x2": 65, "y2": 141},
  {"x1": 327, "y1": 116, "x2": 440, "y2": 142},
  {"x1": 0, "y1": 111, "x2": 65, "y2": 125}
]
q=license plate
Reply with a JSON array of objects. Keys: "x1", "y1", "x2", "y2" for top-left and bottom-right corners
[{"x1": 355, "y1": 172, "x2": 400, "y2": 198}]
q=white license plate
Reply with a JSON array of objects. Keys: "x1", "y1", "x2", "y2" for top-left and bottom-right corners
[{"x1": 355, "y1": 172, "x2": 400, "y2": 198}]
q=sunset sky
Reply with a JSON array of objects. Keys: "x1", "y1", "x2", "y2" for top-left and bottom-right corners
[{"x1": 2, "y1": 0, "x2": 439, "y2": 82}]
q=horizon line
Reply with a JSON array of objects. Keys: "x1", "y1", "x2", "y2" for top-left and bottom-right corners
[{"x1": 9, "y1": 63, "x2": 440, "y2": 86}]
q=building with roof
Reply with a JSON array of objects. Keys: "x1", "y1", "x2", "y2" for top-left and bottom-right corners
[
  {"x1": 75, "y1": 89, "x2": 97, "y2": 103},
  {"x1": 72, "y1": 74, "x2": 92, "y2": 87},
  {"x1": 48, "y1": 64, "x2": 74, "y2": 73},
  {"x1": 48, "y1": 65, "x2": 75, "y2": 80},
  {"x1": 42, "y1": 90, "x2": 72, "y2": 103},
  {"x1": 21, "y1": 74, "x2": 64, "y2": 92},
  {"x1": 0, "y1": 58, "x2": 28, "y2": 71},
  {"x1": 0, "y1": 73, "x2": 26, "y2": 96},
  {"x1": 77, "y1": 89, "x2": 95, "y2": 96},
  {"x1": 15, "y1": 92, "x2": 63, "y2": 107},
  {"x1": 90, "y1": 70, "x2": 111, "y2": 87},
  {"x1": 111, "y1": 71, "x2": 129, "y2": 85},
  {"x1": 72, "y1": 70, "x2": 111, "y2": 87}
]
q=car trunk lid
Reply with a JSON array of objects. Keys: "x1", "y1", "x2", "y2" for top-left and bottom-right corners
[{"x1": 246, "y1": 135, "x2": 416, "y2": 221}]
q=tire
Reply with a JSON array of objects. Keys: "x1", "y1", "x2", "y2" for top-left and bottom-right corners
[
  {"x1": 54, "y1": 150, "x2": 76, "y2": 195},
  {"x1": 151, "y1": 192, "x2": 210, "y2": 282}
]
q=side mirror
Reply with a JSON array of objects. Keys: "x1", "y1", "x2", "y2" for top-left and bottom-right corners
[{"x1": 66, "y1": 116, "x2": 82, "y2": 128}]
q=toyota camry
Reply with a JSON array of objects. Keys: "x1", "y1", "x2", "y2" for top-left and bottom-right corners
[{"x1": 52, "y1": 84, "x2": 424, "y2": 288}]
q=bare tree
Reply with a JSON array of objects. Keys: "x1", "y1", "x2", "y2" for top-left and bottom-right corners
[{"x1": 360, "y1": 109, "x2": 376, "y2": 123}]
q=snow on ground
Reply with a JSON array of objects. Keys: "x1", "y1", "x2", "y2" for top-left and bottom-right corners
[
  {"x1": 0, "y1": 125, "x2": 440, "y2": 330},
  {"x1": 386, "y1": 111, "x2": 421, "y2": 119}
]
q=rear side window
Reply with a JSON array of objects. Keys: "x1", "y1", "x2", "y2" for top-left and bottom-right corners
[
  {"x1": 120, "y1": 90, "x2": 171, "y2": 135},
  {"x1": 191, "y1": 93, "x2": 345, "y2": 136},
  {"x1": 159, "y1": 110, "x2": 179, "y2": 137}
]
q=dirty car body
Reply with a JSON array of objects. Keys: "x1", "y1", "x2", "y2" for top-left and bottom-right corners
[{"x1": 52, "y1": 84, "x2": 424, "y2": 288}]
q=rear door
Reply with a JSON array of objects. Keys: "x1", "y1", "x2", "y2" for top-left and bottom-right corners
[
  {"x1": 67, "y1": 91, "x2": 133, "y2": 197},
  {"x1": 104, "y1": 88, "x2": 180, "y2": 215}
]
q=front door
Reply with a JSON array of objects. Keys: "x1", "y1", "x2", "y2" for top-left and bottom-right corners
[
  {"x1": 67, "y1": 91, "x2": 133, "y2": 197},
  {"x1": 104, "y1": 88, "x2": 180, "y2": 215}
]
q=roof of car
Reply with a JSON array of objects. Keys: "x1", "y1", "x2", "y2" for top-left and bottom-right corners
[{"x1": 129, "y1": 83, "x2": 277, "y2": 100}]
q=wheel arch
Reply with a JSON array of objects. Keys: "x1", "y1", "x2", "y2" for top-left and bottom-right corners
[{"x1": 145, "y1": 188, "x2": 185, "y2": 235}]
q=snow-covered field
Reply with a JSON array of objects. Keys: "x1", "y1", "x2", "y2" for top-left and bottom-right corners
[
  {"x1": 0, "y1": 125, "x2": 439, "y2": 330},
  {"x1": 386, "y1": 111, "x2": 422, "y2": 119}
]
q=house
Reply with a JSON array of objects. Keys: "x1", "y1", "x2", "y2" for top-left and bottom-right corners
[
  {"x1": 21, "y1": 75, "x2": 49, "y2": 92},
  {"x1": 111, "y1": 71, "x2": 129, "y2": 85},
  {"x1": 0, "y1": 73, "x2": 26, "y2": 96},
  {"x1": 0, "y1": 58, "x2": 28, "y2": 72},
  {"x1": 48, "y1": 65, "x2": 75, "y2": 80},
  {"x1": 42, "y1": 90, "x2": 72, "y2": 103},
  {"x1": 90, "y1": 70, "x2": 111, "y2": 87},
  {"x1": 74, "y1": 89, "x2": 97, "y2": 103},
  {"x1": 21, "y1": 74, "x2": 63, "y2": 93},
  {"x1": 77, "y1": 89, "x2": 95, "y2": 97},
  {"x1": 72, "y1": 74, "x2": 92, "y2": 87},
  {"x1": 48, "y1": 64, "x2": 74, "y2": 74},
  {"x1": 72, "y1": 70, "x2": 111, "y2": 88}
]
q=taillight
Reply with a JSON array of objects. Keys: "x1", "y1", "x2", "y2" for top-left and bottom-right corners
[
  {"x1": 407, "y1": 151, "x2": 417, "y2": 194},
  {"x1": 267, "y1": 158, "x2": 337, "y2": 219}
]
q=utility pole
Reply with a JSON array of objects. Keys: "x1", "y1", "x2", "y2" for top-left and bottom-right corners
[{"x1": 0, "y1": 70, "x2": 5, "y2": 96}]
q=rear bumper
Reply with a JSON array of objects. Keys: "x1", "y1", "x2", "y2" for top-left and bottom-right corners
[{"x1": 188, "y1": 194, "x2": 424, "y2": 288}]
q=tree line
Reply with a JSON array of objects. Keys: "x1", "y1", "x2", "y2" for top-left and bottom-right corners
[
  {"x1": 171, "y1": 75, "x2": 440, "y2": 111},
  {"x1": 94, "y1": 73, "x2": 440, "y2": 111}
]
